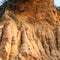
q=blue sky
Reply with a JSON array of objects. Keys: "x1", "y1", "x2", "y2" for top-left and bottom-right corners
[
  {"x1": 0, "y1": 0, "x2": 8, "y2": 6},
  {"x1": 54, "y1": 0, "x2": 60, "y2": 6},
  {"x1": 0, "y1": 0, "x2": 4, "y2": 5}
]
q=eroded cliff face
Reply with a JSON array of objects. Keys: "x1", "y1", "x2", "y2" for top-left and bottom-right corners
[{"x1": 0, "y1": 0, "x2": 60, "y2": 60}]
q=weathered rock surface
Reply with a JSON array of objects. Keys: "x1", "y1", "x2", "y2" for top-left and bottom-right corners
[{"x1": 0, "y1": 0, "x2": 60, "y2": 60}]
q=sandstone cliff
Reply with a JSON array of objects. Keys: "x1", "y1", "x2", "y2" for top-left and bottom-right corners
[{"x1": 0, "y1": 0, "x2": 60, "y2": 60}]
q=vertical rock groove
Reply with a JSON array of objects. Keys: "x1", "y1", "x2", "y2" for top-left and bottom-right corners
[{"x1": 0, "y1": 0, "x2": 60, "y2": 60}]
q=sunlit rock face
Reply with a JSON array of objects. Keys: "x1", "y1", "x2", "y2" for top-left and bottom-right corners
[{"x1": 0, "y1": 0, "x2": 60, "y2": 60}]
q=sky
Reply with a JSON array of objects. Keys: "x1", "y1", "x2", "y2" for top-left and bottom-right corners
[
  {"x1": 0, "y1": 0, "x2": 8, "y2": 6},
  {"x1": 0, "y1": 0, "x2": 4, "y2": 5},
  {"x1": 54, "y1": 0, "x2": 60, "y2": 6}
]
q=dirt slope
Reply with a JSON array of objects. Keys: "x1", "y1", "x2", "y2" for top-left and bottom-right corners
[{"x1": 0, "y1": 0, "x2": 60, "y2": 60}]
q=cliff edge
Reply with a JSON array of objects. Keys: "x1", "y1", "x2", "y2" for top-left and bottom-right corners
[{"x1": 0, "y1": 0, "x2": 60, "y2": 60}]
